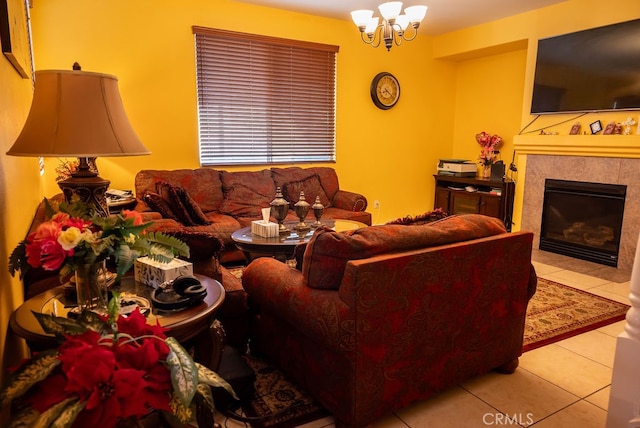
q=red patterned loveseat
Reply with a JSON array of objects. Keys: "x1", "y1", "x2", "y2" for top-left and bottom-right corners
[
  {"x1": 134, "y1": 166, "x2": 371, "y2": 264},
  {"x1": 242, "y1": 214, "x2": 537, "y2": 427}
]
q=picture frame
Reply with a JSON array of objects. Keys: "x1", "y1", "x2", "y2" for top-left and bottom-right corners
[
  {"x1": 569, "y1": 123, "x2": 581, "y2": 135},
  {"x1": 0, "y1": 0, "x2": 31, "y2": 79},
  {"x1": 590, "y1": 120, "x2": 603, "y2": 135}
]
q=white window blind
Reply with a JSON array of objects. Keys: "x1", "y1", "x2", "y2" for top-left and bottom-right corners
[{"x1": 193, "y1": 27, "x2": 339, "y2": 166}]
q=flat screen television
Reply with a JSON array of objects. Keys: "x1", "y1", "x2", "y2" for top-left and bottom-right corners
[{"x1": 531, "y1": 18, "x2": 640, "y2": 114}]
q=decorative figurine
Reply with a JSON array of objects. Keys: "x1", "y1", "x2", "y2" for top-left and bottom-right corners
[
  {"x1": 270, "y1": 187, "x2": 289, "y2": 234},
  {"x1": 294, "y1": 191, "x2": 311, "y2": 232},
  {"x1": 622, "y1": 117, "x2": 636, "y2": 135},
  {"x1": 312, "y1": 196, "x2": 324, "y2": 227}
]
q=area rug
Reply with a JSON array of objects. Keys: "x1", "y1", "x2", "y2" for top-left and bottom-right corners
[
  {"x1": 239, "y1": 356, "x2": 329, "y2": 428},
  {"x1": 522, "y1": 277, "x2": 629, "y2": 352}
]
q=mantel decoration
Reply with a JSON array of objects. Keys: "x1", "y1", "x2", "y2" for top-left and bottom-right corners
[
  {"x1": 476, "y1": 131, "x2": 503, "y2": 178},
  {"x1": 0, "y1": 298, "x2": 237, "y2": 427},
  {"x1": 8, "y1": 198, "x2": 190, "y2": 311},
  {"x1": 351, "y1": 2, "x2": 428, "y2": 51}
]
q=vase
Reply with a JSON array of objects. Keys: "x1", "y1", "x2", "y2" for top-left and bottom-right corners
[
  {"x1": 482, "y1": 165, "x2": 491, "y2": 178},
  {"x1": 75, "y1": 261, "x2": 108, "y2": 312}
]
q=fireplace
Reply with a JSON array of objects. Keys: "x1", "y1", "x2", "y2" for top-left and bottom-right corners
[{"x1": 540, "y1": 179, "x2": 626, "y2": 267}]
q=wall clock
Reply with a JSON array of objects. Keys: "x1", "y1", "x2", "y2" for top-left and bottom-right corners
[{"x1": 370, "y1": 72, "x2": 400, "y2": 110}]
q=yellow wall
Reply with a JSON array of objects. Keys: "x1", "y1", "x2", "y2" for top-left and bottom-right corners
[
  {"x1": 0, "y1": 45, "x2": 40, "y2": 382},
  {"x1": 29, "y1": 0, "x2": 457, "y2": 225}
]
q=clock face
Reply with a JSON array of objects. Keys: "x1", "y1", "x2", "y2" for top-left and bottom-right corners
[{"x1": 371, "y1": 72, "x2": 400, "y2": 110}]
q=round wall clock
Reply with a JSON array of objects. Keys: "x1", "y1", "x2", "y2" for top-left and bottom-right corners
[{"x1": 370, "y1": 72, "x2": 400, "y2": 110}]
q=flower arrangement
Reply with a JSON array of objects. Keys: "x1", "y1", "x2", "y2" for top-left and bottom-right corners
[
  {"x1": 476, "y1": 131, "x2": 502, "y2": 167},
  {"x1": 0, "y1": 299, "x2": 237, "y2": 427},
  {"x1": 8, "y1": 198, "x2": 190, "y2": 281}
]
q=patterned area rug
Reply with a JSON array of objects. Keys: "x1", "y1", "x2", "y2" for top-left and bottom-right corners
[
  {"x1": 522, "y1": 277, "x2": 629, "y2": 352},
  {"x1": 239, "y1": 356, "x2": 328, "y2": 428}
]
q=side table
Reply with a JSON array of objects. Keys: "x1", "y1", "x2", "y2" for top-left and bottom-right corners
[{"x1": 10, "y1": 274, "x2": 226, "y2": 370}]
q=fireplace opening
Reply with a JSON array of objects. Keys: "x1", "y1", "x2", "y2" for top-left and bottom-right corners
[{"x1": 540, "y1": 179, "x2": 626, "y2": 267}]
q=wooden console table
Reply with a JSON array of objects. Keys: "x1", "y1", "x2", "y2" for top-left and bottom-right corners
[{"x1": 433, "y1": 174, "x2": 515, "y2": 232}]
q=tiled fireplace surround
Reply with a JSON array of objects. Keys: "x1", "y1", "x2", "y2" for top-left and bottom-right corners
[{"x1": 520, "y1": 150, "x2": 640, "y2": 272}]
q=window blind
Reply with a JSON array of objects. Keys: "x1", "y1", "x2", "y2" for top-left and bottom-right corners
[{"x1": 193, "y1": 27, "x2": 339, "y2": 166}]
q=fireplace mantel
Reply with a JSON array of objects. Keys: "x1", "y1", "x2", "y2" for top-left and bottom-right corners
[{"x1": 514, "y1": 135, "x2": 640, "y2": 158}]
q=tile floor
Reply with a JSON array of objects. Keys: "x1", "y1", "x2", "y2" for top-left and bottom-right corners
[{"x1": 217, "y1": 250, "x2": 633, "y2": 428}]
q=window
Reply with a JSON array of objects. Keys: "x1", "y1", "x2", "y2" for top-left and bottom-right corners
[{"x1": 193, "y1": 27, "x2": 339, "y2": 166}]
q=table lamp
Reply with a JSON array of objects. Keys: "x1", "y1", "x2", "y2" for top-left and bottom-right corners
[{"x1": 6, "y1": 63, "x2": 150, "y2": 216}]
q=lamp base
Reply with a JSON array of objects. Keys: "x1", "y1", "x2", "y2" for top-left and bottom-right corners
[{"x1": 58, "y1": 173, "x2": 110, "y2": 216}]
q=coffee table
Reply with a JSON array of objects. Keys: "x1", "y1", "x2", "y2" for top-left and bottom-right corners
[{"x1": 231, "y1": 219, "x2": 366, "y2": 262}]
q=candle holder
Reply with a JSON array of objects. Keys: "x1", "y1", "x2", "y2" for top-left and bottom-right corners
[
  {"x1": 270, "y1": 187, "x2": 289, "y2": 234},
  {"x1": 312, "y1": 196, "x2": 324, "y2": 227},
  {"x1": 294, "y1": 191, "x2": 311, "y2": 232}
]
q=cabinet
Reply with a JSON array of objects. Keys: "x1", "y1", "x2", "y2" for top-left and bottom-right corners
[{"x1": 433, "y1": 175, "x2": 515, "y2": 232}]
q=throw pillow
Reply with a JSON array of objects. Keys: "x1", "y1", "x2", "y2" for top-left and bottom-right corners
[
  {"x1": 386, "y1": 208, "x2": 449, "y2": 225},
  {"x1": 174, "y1": 186, "x2": 211, "y2": 225},
  {"x1": 143, "y1": 192, "x2": 181, "y2": 222},
  {"x1": 282, "y1": 174, "x2": 331, "y2": 209},
  {"x1": 156, "y1": 181, "x2": 196, "y2": 226}
]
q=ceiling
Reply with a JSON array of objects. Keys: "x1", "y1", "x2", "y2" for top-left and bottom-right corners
[{"x1": 233, "y1": 0, "x2": 567, "y2": 35}]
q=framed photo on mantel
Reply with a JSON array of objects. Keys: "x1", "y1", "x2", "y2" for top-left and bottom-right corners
[{"x1": 0, "y1": 0, "x2": 31, "y2": 79}]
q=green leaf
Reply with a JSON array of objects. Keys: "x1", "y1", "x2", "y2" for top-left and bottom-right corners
[
  {"x1": 195, "y1": 362, "x2": 238, "y2": 400},
  {"x1": 146, "y1": 232, "x2": 190, "y2": 258},
  {"x1": 6, "y1": 406, "x2": 40, "y2": 427},
  {"x1": 33, "y1": 311, "x2": 88, "y2": 337},
  {"x1": 50, "y1": 398, "x2": 85, "y2": 428},
  {"x1": 8, "y1": 240, "x2": 28, "y2": 279},
  {"x1": 35, "y1": 397, "x2": 80, "y2": 428},
  {"x1": 165, "y1": 337, "x2": 198, "y2": 408},
  {"x1": 0, "y1": 349, "x2": 60, "y2": 407}
]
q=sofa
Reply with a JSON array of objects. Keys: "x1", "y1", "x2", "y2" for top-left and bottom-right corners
[
  {"x1": 133, "y1": 166, "x2": 371, "y2": 264},
  {"x1": 242, "y1": 214, "x2": 537, "y2": 428}
]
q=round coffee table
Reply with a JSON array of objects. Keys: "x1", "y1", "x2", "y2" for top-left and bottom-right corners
[
  {"x1": 231, "y1": 219, "x2": 366, "y2": 262},
  {"x1": 10, "y1": 274, "x2": 225, "y2": 369}
]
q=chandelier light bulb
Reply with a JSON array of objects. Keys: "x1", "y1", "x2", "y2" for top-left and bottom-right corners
[
  {"x1": 365, "y1": 17, "x2": 380, "y2": 34},
  {"x1": 378, "y1": 2, "x2": 403, "y2": 22},
  {"x1": 405, "y1": 5, "x2": 428, "y2": 25},
  {"x1": 395, "y1": 14, "x2": 410, "y2": 31},
  {"x1": 351, "y1": 9, "x2": 374, "y2": 29}
]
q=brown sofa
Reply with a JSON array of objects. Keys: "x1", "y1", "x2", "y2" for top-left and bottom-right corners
[
  {"x1": 243, "y1": 214, "x2": 537, "y2": 427},
  {"x1": 133, "y1": 166, "x2": 371, "y2": 264}
]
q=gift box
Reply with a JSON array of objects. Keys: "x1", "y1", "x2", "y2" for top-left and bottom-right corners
[
  {"x1": 251, "y1": 220, "x2": 279, "y2": 238},
  {"x1": 134, "y1": 257, "x2": 193, "y2": 288}
]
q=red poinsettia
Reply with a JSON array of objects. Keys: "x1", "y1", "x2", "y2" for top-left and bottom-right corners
[{"x1": 0, "y1": 306, "x2": 238, "y2": 427}]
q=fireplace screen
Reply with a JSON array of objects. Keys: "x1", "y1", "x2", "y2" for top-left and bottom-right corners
[{"x1": 540, "y1": 179, "x2": 626, "y2": 267}]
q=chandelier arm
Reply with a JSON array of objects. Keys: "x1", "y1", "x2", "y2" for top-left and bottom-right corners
[
  {"x1": 360, "y1": 31, "x2": 376, "y2": 45},
  {"x1": 400, "y1": 24, "x2": 420, "y2": 42}
]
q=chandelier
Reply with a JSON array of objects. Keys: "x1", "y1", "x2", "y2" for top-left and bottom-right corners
[{"x1": 351, "y1": 2, "x2": 428, "y2": 51}]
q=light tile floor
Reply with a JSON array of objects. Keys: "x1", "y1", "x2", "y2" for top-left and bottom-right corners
[{"x1": 217, "y1": 250, "x2": 632, "y2": 428}]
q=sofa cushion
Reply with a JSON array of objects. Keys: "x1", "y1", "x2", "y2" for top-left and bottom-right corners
[
  {"x1": 156, "y1": 181, "x2": 196, "y2": 225},
  {"x1": 135, "y1": 169, "x2": 224, "y2": 213},
  {"x1": 219, "y1": 170, "x2": 276, "y2": 218},
  {"x1": 143, "y1": 192, "x2": 182, "y2": 222},
  {"x1": 302, "y1": 214, "x2": 507, "y2": 290},
  {"x1": 282, "y1": 174, "x2": 331, "y2": 208},
  {"x1": 174, "y1": 186, "x2": 211, "y2": 225},
  {"x1": 272, "y1": 166, "x2": 339, "y2": 202}
]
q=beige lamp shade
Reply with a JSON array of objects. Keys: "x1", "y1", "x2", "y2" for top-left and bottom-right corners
[{"x1": 6, "y1": 68, "x2": 149, "y2": 157}]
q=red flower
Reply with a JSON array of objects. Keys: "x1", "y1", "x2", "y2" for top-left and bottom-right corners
[{"x1": 122, "y1": 210, "x2": 143, "y2": 226}]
